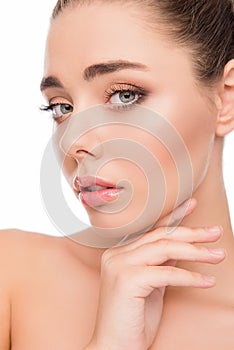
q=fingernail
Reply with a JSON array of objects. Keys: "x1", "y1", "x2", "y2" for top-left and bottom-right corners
[
  {"x1": 209, "y1": 248, "x2": 226, "y2": 256},
  {"x1": 204, "y1": 226, "x2": 223, "y2": 233},
  {"x1": 182, "y1": 198, "x2": 195, "y2": 214},
  {"x1": 203, "y1": 275, "x2": 216, "y2": 285},
  {"x1": 184, "y1": 198, "x2": 193, "y2": 208}
]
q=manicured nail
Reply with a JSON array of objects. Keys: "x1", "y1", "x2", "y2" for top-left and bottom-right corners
[
  {"x1": 184, "y1": 198, "x2": 195, "y2": 208},
  {"x1": 203, "y1": 275, "x2": 216, "y2": 285},
  {"x1": 209, "y1": 248, "x2": 226, "y2": 256},
  {"x1": 204, "y1": 226, "x2": 223, "y2": 233}
]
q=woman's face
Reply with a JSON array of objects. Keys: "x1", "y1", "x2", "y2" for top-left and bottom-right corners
[{"x1": 41, "y1": 3, "x2": 219, "y2": 236}]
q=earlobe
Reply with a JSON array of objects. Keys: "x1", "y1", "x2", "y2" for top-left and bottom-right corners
[{"x1": 216, "y1": 59, "x2": 234, "y2": 137}]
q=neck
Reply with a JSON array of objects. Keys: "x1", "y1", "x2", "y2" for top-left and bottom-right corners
[{"x1": 169, "y1": 138, "x2": 234, "y2": 305}]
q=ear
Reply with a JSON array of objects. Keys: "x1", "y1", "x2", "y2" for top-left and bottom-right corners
[{"x1": 216, "y1": 59, "x2": 234, "y2": 137}]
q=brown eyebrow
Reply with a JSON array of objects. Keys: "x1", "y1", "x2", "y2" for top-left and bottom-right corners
[
  {"x1": 40, "y1": 76, "x2": 63, "y2": 92},
  {"x1": 83, "y1": 60, "x2": 149, "y2": 81},
  {"x1": 40, "y1": 60, "x2": 149, "y2": 91}
]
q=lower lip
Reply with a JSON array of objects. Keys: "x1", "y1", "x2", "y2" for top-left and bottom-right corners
[{"x1": 78, "y1": 188, "x2": 124, "y2": 207}]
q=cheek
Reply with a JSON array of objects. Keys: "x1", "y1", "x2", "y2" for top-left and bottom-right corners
[
  {"x1": 172, "y1": 99, "x2": 216, "y2": 190},
  {"x1": 62, "y1": 157, "x2": 77, "y2": 185},
  {"x1": 182, "y1": 122, "x2": 215, "y2": 190},
  {"x1": 150, "y1": 83, "x2": 217, "y2": 194},
  {"x1": 58, "y1": 97, "x2": 216, "y2": 234}
]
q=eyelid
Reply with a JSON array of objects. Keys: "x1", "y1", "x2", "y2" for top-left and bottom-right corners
[
  {"x1": 40, "y1": 102, "x2": 72, "y2": 110},
  {"x1": 40, "y1": 82, "x2": 149, "y2": 122},
  {"x1": 48, "y1": 96, "x2": 73, "y2": 105},
  {"x1": 102, "y1": 83, "x2": 148, "y2": 116},
  {"x1": 44, "y1": 82, "x2": 147, "y2": 104},
  {"x1": 104, "y1": 82, "x2": 148, "y2": 98},
  {"x1": 39, "y1": 103, "x2": 73, "y2": 125}
]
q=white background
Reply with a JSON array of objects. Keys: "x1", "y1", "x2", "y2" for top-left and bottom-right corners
[{"x1": 0, "y1": 1, "x2": 233, "y2": 236}]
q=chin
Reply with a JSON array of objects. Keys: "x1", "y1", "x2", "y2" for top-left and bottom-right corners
[{"x1": 86, "y1": 201, "x2": 162, "y2": 239}]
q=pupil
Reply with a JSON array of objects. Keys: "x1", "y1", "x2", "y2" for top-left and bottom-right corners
[
  {"x1": 120, "y1": 91, "x2": 135, "y2": 103},
  {"x1": 61, "y1": 104, "x2": 72, "y2": 113}
]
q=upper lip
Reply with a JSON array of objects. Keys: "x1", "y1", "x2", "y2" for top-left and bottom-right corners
[{"x1": 73, "y1": 175, "x2": 118, "y2": 193}]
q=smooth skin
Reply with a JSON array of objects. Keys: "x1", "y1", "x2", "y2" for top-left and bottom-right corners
[
  {"x1": 0, "y1": 202, "x2": 228, "y2": 350},
  {"x1": 1, "y1": 2, "x2": 234, "y2": 350}
]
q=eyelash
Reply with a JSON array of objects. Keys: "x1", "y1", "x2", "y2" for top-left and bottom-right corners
[
  {"x1": 104, "y1": 83, "x2": 147, "y2": 109},
  {"x1": 40, "y1": 83, "x2": 148, "y2": 122},
  {"x1": 40, "y1": 104, "x2": 72, "y2": 122}
]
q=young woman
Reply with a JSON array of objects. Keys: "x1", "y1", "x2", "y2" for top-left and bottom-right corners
[{"x1": 0, "y1": 0, "x2": 234, "y2": 349}]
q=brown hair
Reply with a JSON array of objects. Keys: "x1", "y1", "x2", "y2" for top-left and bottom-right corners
[{"x1": 51, "y1": 0, "x2": 234, "y2": 86}]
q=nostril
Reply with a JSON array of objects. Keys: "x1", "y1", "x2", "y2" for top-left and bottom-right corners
[
  {"x1": 76, "y1": 149, "x2": 96, "y2": 158},
  {"x1": 67, "y1": 148, "x2": 93, "y2": 161},
  {"x1": 76, "y1": 149, "x2": 88, "y2": 154}
]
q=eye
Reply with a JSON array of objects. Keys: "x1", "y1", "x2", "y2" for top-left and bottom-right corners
[
  {"x1": 110, "y1": 90, "x2": 139, "y2": 104},
  {"x1": 52, "y1": 103, "x2": 73, "y2": 118},
  {"x1": 40, "y1": 103, "x2": 73, "y2": 120},
  {"x1": 104, "y1": 83, "x2": 148, "y2": 111}
]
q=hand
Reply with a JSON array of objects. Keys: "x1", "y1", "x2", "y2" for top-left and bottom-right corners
[{"x1": 87, "y1": 198, "x2": 225, "y2": 350}]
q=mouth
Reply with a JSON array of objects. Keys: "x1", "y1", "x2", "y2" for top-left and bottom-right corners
[{"x1": 73, "y1": 175, "x2": 124, "y2": 207}]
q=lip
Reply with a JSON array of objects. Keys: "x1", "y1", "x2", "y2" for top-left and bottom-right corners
[
  {"x1": 79, "y1": 187, "x2": 124, "y2": 207},
  {"x1": 73, "y1": 175, "x2": 119, "y2": 193},
  {"x1": 72, "y1": 175, "x2": 124, "y2": 207}
]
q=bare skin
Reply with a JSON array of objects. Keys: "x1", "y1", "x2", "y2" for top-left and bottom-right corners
[
  {"x1": 1, "y1": 2, "x2": 234, "y2": 349},
  {"x1": 0, "y1": 202, "x2": 233, "y2": 350},
  {"x1": 1, "y1": 178, "x2": 234, "y2": 349}
]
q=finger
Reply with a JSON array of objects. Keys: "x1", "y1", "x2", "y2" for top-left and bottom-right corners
[
  {"x1": 109, "y1": 226, "x2": 223, "y2": 256},
  {"x1": 123, "y1": 239, "x2": 226, "y2": 266},
  {"x1": 156, "y1": 197, "x2": 197, "y2": 228},
  {"x1": 161, "y1": 259, "x2": 177, "y2": 267},
  {"x1": 130, "y1": 265, "x2": 217, "y2": 293}
]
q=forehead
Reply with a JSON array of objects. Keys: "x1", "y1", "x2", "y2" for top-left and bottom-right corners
[
  {"x1": 44, "y1": 3, "x2": 194, "y2": 91},
  {"x1": 46, "y1": 4, "x2": 171, "y2": 69}
]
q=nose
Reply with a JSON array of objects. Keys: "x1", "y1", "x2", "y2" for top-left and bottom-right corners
[
  {"x1": 67, "y1": 145, "x2": 95, "y2": 162},
  {"x1": 53, "y1": 107, "x2": 105, "y2": 163},
  {"x1": 59, "y1": 127, "x2": 103, "y2": 163}
]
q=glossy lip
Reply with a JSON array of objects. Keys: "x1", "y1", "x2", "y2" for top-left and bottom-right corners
[
  {"x1": 79, "y1": 187, "x2": 124, "y2": 207},
  {"x1": 73, "y1": 175, "x2": 121, "y2": 193}
]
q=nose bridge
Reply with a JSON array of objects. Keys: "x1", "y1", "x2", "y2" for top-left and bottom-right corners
[
  {"x1": 57, "y1": 114, "x2": 103, "y2": 161},
  {"x1": 53, "y1": 104, "x2": 116, "y2": 163}
]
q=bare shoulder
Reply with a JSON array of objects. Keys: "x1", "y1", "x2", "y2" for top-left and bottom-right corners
[
  {"x1": 0, "y1": 228, "x2": 98, "y2": 285},
  {"x1": 0, "y1": 228, "x2": 45, "y2": 349},
  {"x1": 0, "y1": 229, "x2": 100, "y2": 349},
  {"x1": 0, "y1": 228, "x2": 63, "y2": 265},
  {"x1": 0, "y1": 226, "x2": 99, "y2": 290},
  {"x1": 0, "y1": 228, "x2": 80, "y2": 272}
]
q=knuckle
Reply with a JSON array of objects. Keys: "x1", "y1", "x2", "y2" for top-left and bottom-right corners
[
  {"x1": 101, "y1": 250, "x2": 109, "y2": 264},
  {"x1": 179, "y1": 226, "x2": 193, "y2": 235},
  {"x1": 176, "y1": 226, "x2": 193, "y2": 235},
  {"x1": 143, "y1": 227, "x2": 160, "y2": 240},
  {"x1": 157, "y1": 238, "x2": 171, "y2": 248},
  {"x1": 103, "y1": 259, "x2": 134, "y2": 288},
  {"x1": 162, "y1": 265, "x2": 176, "y2": 276},
  {"x1": 101, "y1": 248, "x2": 115, "y2": 264},
  {"x1": 102, "y1": 255, "x2": 118, "y2": 273},
  {"x1": 101, "y1": 251, "x2": 127, "y2": 277},
  {"x1": 195, "y1": 245, "x2": 208, "y2": 254},
  {"x1": 190, "y1": 271, "x2": 202, "y2": 280}
]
